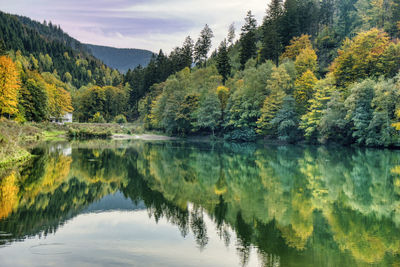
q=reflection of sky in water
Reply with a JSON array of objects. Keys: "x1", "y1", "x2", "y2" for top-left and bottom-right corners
[{"x1": 0, "y1": 193, "x2": 262, "y2": 267}]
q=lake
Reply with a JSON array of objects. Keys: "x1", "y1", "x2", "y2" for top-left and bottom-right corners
[{"x1": 1, "y1": 140, "x2": 400, "y2": 266}]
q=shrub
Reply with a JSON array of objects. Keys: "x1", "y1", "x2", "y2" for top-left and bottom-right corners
[
  {"x1": 224, "y1": 128, "x2": 257, "y2": 142},
  {"x1": 90, "y1": 112, "x2": 105, "y2": 123},
  {"x1": 114, "y1": 114, "x2": 127, "y2": 124}
]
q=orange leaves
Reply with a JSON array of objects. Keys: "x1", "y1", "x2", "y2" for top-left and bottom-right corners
[{"x1": 0, "y1": 55, "x2": 20, "y2": 117}]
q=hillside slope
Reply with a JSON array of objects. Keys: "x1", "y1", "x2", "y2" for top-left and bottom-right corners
[{"x1": 85, "y1": 44, "x2": 153, "y2": 73}]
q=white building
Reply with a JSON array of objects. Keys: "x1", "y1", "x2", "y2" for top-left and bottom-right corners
[{"x1": 50, "y1": 112, "x2": 73, "y2": 124}]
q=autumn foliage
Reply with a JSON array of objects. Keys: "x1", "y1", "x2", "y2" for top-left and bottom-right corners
[{"x1": 0, "y1": 55, "x2": 20, "y2": 117}]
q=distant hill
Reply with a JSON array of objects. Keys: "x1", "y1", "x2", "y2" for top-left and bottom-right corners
[{"x1": 85, "y1": 44, "x2": 154, "y2": 73}]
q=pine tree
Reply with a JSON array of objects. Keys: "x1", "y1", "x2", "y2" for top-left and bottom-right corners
[
  {"x1": 0, "y1": 40, "x2": 6, "y2": 56},
  {"x1": 216, "y1": 40, "x2": 231, "y2": 85},
  {"x1": 227, "y1": 23, "x2": 236, "y2": 47},
  {"x1": 194, "y1": 25, "x2": 214, "y2": 67},
  {"x1": 239, "y1": 11, "x2": 257, "y2": 69},
  {"x1": 260, "y1": 0, "x2": 283, "y2": 64},
  {"x1": 182, "y1": 36, "x2": 194, "y2": 69}
]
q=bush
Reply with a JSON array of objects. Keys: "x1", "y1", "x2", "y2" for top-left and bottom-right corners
[
  {"x1": 90, "y1": 112, "x2": 105, "y2": 123},
  {"x1": 67, "y1": 128, "x2": 112, "y2": 139},
  {"x1": 114, "y1": 114, "x2": 127, "y2": 124},
  {"x1": 224, "y1": 128, "x2": 257, "y2": 142}
]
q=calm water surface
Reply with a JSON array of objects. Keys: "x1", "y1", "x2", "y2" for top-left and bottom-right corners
[{"x1": 1, "y1": 140, "x2": 400, "y2": 266}]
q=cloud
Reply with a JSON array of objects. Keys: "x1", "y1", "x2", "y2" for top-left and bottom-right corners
[{"x1": 0, "y1": 0, "x2": 268, "y2": 53}]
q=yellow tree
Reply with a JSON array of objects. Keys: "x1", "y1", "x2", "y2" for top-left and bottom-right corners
[
  {"x1": 294, "y1": 70, "x2": 318, "y2": 115},
  {"x1": 257, "y1": 67, "x2": 292, "y2": 135},
  {"x1": 280, "y1": 34, "x2": 313, "y2": 61},
  {"x1": 0, "y1": 55, "x2": 20, "y2": 117},
  {"x1": 300, "y1": 76, "x2": 335, "y2": 140},
  {"x1": 330, "y1": 28, "x2": 391, "y2": 88},
  {"x1": 295, "y1": 47, "x2": 318, "y2": 76}
]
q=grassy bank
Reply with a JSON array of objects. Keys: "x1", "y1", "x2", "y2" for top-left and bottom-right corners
[
  {"x1": 0, "y1": 120, "x2": 42, "y2": 167},
  {"x1": 0, "y1": 120, "x2": 150, "y2": 166}
]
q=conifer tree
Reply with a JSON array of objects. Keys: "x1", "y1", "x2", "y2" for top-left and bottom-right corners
[
  {"x1": 216, "y1": 40, "x2": 231, "y2": 85},
  {"x1": 260, "y1": 0, "x2": 283, "y2": 64},
  {"x1": 227, "y1": 23, "x2": 236, "y2": 47},
  {"x1": 194, "y1": 25, "x2": 214, "y2": 67},
  {"x1": 239, "y1": 11, "x2": 257, "y2": 69},
  {"x1": 182, "y1": 36, "x2": 194, "y2": 69}
]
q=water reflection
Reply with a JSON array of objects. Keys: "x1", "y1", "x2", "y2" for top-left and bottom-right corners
[{"x1": 1, "y1": 140, "x2": 400, "y2": 266}]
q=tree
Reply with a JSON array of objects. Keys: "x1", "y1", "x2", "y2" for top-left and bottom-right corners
[
  {"x1": 300, "y1": 76, "x2": 334, "y2": 141},
  {"x1": 216, "y1": 40, "x2": 231, "y2": 85},
  {"x1": 257, "y1": 66, "x2": 293, "y2": 135},
  {"x1": 257, "y1": 90, "x2": 285, "y2": 135},
  {"x1": 193, "y1": 93, "x2": 222, "y2": 136},
  {"x1": 271, "y1": 95, "x2": 299, "y2": 143},
  {"x1": 294, "y1": 70, "x2": 318, "y2": 114},
  {"x1": 345, "y1": 79, "x2": 375, "y2": 145},
  {"x1": 194, "y1": 25, "x2": 214, "y2": 67},
  {"x1": 217, "y1": 86, "x2": 229, "y2": 120},
  {"x1": 294, "y1": 47, "x2": 318, "y2": 75},
  {"x1": 319, "y1": 91, "x2": 351, "y2": 144},
  {"x1": 0, "y1": 55, "x2": 20, "y2": 117},
  {"x1": 280, "y1": 34, "x2": 313, "y2": 61},
  {"x1": 330, "y1": 28, "x2": 394, "y2": 88},
  {"x1": 239, "y1": 11, "x2": 257, "y2": 69},
  {"x1": 182, "y1": 36, "x2": 194, "y2": 69},
  {"x1": 19, "y1": 78, "x2": 48, "y2": 122},
  {"x1": 227, "y1": 23, "x2": 236, "y2": 46},
  {"x1": 0, "y1": 39, "x2": 7, "y2": 56},
  {"x1": 260, "y1": 0, "x2": 283, "y2": 64},
  {"x1": 366, "y1": 78, "x2": 398, "y2": 146}
]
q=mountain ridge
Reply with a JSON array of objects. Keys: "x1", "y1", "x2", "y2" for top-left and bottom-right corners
[{"x1": 85, "y1": 43, "x2": 154, "y2": 73}]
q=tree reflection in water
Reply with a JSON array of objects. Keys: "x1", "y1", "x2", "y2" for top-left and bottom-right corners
[{"x1": 1, "y1": 140, "x2": 400, "y2": 266}]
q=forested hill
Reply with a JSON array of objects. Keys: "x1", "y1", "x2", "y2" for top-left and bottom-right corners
[
  {"x1": 0, "y1": 11, "x2": 116, "y2": 88},
  {"x1": 85, "y1": 44, "x2": 153, "y2": 73}
]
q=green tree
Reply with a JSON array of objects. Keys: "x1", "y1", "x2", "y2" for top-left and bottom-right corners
[
  {"x1": 271, "y1": 95, "x2": 299, "y2": 143},
  {"x1": 345, "y1": 79, "x2": 375, "y2": 145},
  {"x1": 19, "y1": 78, "x2": 48, "y2": 122},
  {"x1": 193, "y1": 93, "x2": 222, "y2": 136},
  {"x1": 260, "y1": 0, "x2": 283, "y2": 64},
  {"x1": 239, "y1": 11, "x2": 258, "y2": 69},
  {"x1": 194, "y1": 25, "x2": 214, "y2": 67},
  {"x1": 319, "y1": 91, "x2": 350, "y2": 144},
  {"x1": 227, "y1": 23, "x2": 236, "y2": 46},
  {"x1": 216, "y1": 40, "x2": 231, "y2": 85}
]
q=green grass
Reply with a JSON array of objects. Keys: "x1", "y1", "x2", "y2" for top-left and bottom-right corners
[{"x1": 43, "y1": 130, "x2": 67, "y2": 141}]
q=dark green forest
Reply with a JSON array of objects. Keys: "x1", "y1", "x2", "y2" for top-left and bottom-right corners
[
  {"x1": 85, "y1": 44, "x2": 154, "y2": 73},
  {"x1": 1, "y1": 0, "x2": 400, "y2": 146}
]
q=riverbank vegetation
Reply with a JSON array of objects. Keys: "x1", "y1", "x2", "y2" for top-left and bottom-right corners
[{"x1": 1, "y1": 1, "x2": 400, "y2": 147}]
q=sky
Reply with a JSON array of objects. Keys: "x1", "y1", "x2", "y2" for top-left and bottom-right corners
[{"x1": 0, "y1": 0, "x2": 268, "y2": 53}]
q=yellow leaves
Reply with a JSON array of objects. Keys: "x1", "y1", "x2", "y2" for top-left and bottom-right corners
[
  {"x1": 295, "y1": 47, "x2": 318, "y2": 76},
  {"x1": 216, "y1": 85, "x2": 229, "y2": 111},
  {"x1": 294, "y1": 70, "x2": 318, "y2": 114},
  {"x1": 0, "y1": 55, "x2": 20, "y2": 117},
  {"x1": 281, "y1": 34, "x2": 313, "y2": 61},
  {"x1": 330, "y1": 28, "x2": 391, "y2": 87},
  {"x1": 0, "y1": 171, "x2": 19, "y2": 220},
  {"x1": 45, "y1": 81, "x2": 73, "y2": 117},
  {"x1": 391, "y1": 109, "x2": 400, "y2": 130}
]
